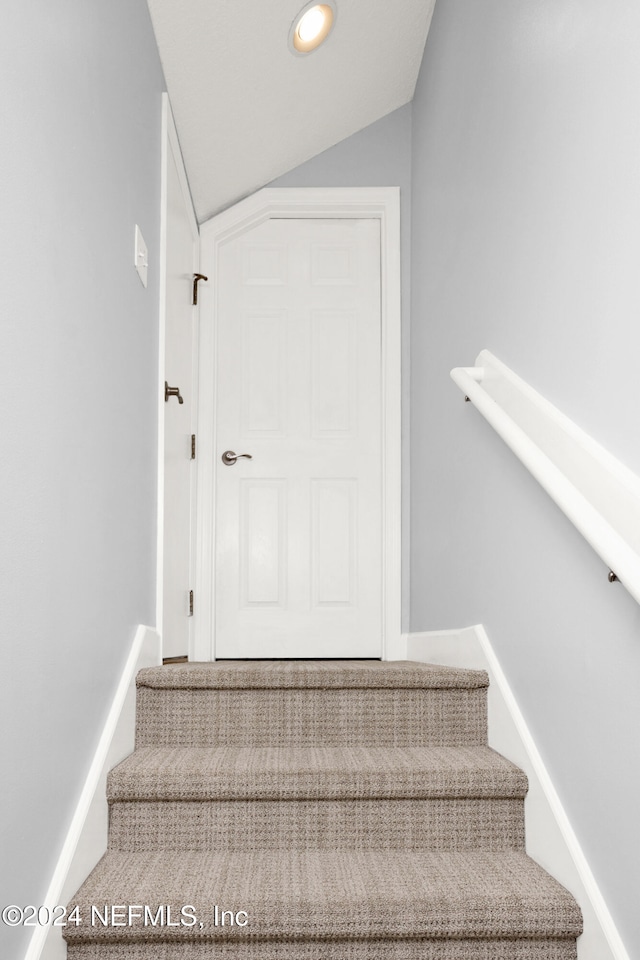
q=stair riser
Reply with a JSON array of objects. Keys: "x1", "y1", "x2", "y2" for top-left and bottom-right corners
[
  {"x1": 67, "y1": 939, "x2": 578, "y2": 959},
  {"x1": 108, "y1": 797, "x2": 525, "y2": 852},
  {"x1": 135, "y1": 688, "x2": 488, "y2": 747}
]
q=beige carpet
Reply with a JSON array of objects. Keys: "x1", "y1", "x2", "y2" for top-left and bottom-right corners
[{"x1": 64, "y1": 660, "x2": 582, "y2": 958}]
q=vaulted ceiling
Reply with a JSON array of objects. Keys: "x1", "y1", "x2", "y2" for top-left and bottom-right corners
[{"x1": 146, "y1": 0, "x2": 436, "y2": 223}]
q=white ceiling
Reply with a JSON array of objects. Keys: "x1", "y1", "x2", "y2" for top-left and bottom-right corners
[{"x1": 147, "y1": 0, "x2": 436, "y2": 223}]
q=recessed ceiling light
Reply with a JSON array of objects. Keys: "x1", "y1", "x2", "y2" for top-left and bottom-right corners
[{"x1": 289, "y1": 1, "x2": 337, "y2": 55}]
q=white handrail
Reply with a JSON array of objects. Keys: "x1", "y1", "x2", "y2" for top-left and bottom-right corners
[{"x1": 450, "y1": 351, "x2": 640, "y2": 608}]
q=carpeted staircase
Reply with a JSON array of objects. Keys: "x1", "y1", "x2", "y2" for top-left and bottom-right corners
[{"x1": 64, "y1": 659, "x2": 582, "y2": 958}]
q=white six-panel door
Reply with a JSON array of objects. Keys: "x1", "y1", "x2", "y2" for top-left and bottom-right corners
[{"x1": 214, "y1": 217, "x2": 382, "y2": 658}]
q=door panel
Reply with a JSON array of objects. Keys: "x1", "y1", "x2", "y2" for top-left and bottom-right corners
[
  {"x1": 241, "y1": 312, "x2": 286, "y2": 435},
  {"x1": 312, "y1": 479, "x2": 356, "y2": 605},
  {"x1": 214, "y1": 218, "x2": 381, "y2": 658},
  {"x1": 311, "y1": 310, "x2": 356, "y2": 435},
  {"x1": 240, "y1": 479, "x2": 286, "y2": 606}
]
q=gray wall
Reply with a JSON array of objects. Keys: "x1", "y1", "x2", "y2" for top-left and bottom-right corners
[
  {"x1": 270, "y1": 105, "x2": 413, "y2": 628},
  {"x1": 0, "y1": 2, "x2": 165, "y2": 955},
  {"x1": 411, "y1": 0, "x2": 640, "y2": 953}
]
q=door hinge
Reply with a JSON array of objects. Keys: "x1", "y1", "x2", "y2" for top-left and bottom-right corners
[
  {"x1": 189, "y1": 589, "x2": 194, "y2": 617},
  {"x1": 191, "y1": 434, "x2": 196, "y2": 460}
]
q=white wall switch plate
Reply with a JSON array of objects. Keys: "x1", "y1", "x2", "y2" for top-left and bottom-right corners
[{"x1": 134, "y1": 224, "x2": 148, "y2": 288}]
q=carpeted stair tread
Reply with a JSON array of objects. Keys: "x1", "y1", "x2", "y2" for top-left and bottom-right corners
[
  {"x1": 108, "y1": 745, "x2": 527, "y2": 801},
  {"x1": 65, "y1": 657, "x2": 582, "y2": 957},
  {"x1": 65, "y1": 850, "x2": 582, "y2": 944},
  {"x1": 65, "y1": 941, "x2": 579, "y2": 959},
  {"x1": 137, "y1": 659, "x2": 489, "y2": 691}
]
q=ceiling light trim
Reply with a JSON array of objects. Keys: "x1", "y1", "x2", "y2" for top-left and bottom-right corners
[{"x1": 288, "y1": 1, "x2": 337, "y2": 56}]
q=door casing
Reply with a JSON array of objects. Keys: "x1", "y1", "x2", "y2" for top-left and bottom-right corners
[{"x1": 195, "y1": 187, "x2": 402, "y2": 661}]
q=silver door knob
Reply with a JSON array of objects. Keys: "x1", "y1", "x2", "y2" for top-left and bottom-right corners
[{"x1": 221, "y1": 450, "x2": 253, "y2": 466}]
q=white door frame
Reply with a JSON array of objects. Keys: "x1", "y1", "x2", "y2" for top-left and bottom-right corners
[
  {"x1": 156, "y1": 92, "x2": 200, "y2": 656},
  {"x1": 195, "y1": 187, "x2": 402, "y2": 661}
]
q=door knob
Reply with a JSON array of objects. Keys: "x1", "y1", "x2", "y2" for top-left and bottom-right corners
[
  {"x1": 165, "y1": 381, "x2": 184, "y2": 404},
  {"x1": 221, "y1": 450, "x2": 253, "y2": 466}
]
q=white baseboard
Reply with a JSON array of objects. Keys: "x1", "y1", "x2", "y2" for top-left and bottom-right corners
[
  {"x1": 26, "y1": 625, "x2": 161, "y2": 960},
  {"x1": 407, "y1": 625, "x2": 630, "y2": 960}
]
